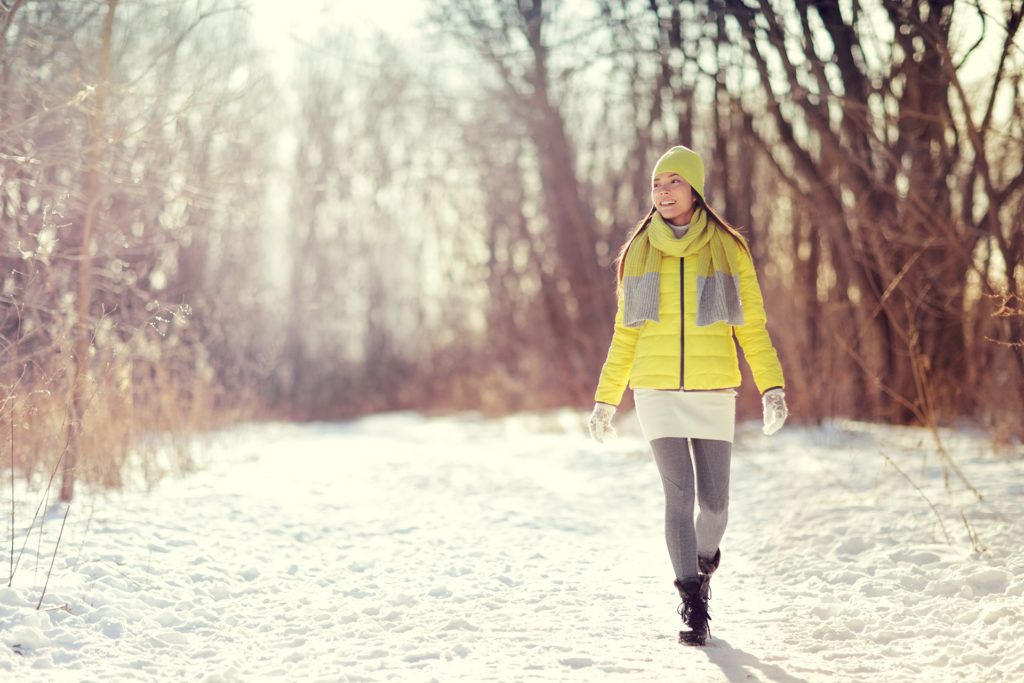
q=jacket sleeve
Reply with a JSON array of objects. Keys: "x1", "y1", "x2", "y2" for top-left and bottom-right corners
[
  {"x1": 594, "y1": 292, "x2": 640, "y2": 406},
  {"x1": 733, "y1": 249, "x2": 785, "y2": 394}
]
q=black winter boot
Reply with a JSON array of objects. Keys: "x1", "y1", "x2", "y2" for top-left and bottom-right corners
[{"x1": 673, "y1": 578, "x2": 711, "y2": 646}]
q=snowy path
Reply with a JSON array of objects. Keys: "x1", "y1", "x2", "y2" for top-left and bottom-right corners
[{"x1": 2, "y1": 411, "x2": 1023, "y2": 681}]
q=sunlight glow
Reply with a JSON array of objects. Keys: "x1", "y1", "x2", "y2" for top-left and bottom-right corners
[{"x1": 248, "y1": 0, "x2": 426, "y2": 66}]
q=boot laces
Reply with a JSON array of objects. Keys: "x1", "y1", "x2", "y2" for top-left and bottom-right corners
[{"x1": 677, "y1": 592, "x2": 711, "y2": 634}]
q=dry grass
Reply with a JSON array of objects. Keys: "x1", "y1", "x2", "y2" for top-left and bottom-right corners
[{"x1": 1, "y1": 343, "x2": 231, "y2": 496}]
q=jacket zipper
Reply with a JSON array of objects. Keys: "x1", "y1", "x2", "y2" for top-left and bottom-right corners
[{"x1": 679, "y1": 257, "x2": 685, "y2": 390}]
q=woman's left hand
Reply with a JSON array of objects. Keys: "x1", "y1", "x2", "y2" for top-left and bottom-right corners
[{"x1": 762, "y1": 388, "x2": 787, "y2": 435}]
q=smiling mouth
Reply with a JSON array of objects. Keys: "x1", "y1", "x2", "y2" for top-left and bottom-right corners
[{"x1": 659, "y1": 200, "x2": 676, "y2": 206}]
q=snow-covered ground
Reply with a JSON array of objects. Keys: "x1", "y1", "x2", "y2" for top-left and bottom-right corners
[{"x1": 2, "y1": 411, "x2": 1023, "y2": 682}]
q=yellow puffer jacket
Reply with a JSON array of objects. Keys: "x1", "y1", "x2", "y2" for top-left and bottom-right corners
[{"x1": 594, "y1": 246, "x2": 784, "y2": 405}]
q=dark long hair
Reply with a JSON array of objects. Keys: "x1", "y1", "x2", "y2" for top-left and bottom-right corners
[{"x1": 613, "y1": 197, "x2": 748, "y2": 292}]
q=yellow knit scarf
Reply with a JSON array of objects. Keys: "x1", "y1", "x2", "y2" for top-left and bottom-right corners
[{"x1": 622, "y1": 208, "x2": 749, "y2": 328}]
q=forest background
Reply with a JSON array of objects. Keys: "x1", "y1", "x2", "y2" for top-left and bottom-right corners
[{"x1": 1, "y1": 0, "x2": 1022, "y2": 500}]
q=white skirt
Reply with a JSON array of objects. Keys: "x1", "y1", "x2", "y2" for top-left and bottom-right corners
[{"x1": 634, "y1": 388, "x2": 737, "y2": 443}]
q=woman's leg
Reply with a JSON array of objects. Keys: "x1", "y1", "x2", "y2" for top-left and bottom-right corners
[
  {"x1": 651, "y1": 437, "x2": 699, "y2": 581},
  {"x1": 691, "y1": 439, "x2": 731, "y2": 561}
]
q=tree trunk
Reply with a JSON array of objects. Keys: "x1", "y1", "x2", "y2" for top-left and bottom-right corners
[{"x1": 63, "y1": 0, "x2": 118, "y2": 502}]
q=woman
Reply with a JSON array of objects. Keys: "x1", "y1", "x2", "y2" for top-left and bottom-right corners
[{"x1": 588, "y1": 145, "x2": 788, "y2": 646}]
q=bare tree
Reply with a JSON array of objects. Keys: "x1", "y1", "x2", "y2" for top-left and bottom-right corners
[
  {"x1": 1, "y1": 0, "x2": 278, "y2": 494},
  {"x1": 61, "y1": 0, "x2": 119, "y2": 501},
  {"x1": 431, "y1": 0, "x2": 618, "y2": 403},
  {"x1": 703, "y1": 0, "x2": 1024, "y2": 428}
]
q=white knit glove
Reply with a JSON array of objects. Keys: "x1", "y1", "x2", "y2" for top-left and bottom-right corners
[
  {"x1": 588, "y1": 403, "x2": 617, "y2": 443},
  {"x1": 761, "y1": 388, "x2": 788, "y2": 436}
]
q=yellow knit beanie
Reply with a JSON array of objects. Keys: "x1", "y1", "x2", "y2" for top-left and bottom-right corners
[{"x1": 652, "y1": 146, "x2": 705, "y2": 199}]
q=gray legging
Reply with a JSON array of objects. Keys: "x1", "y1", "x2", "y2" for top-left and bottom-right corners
[{"x1": 650, "y1": 437, "x2": 731, "y2": 582}]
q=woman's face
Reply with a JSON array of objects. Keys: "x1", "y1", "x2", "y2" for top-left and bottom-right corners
[{"x1": 651, "y1": 172, "x2": 696, "y2": 225}]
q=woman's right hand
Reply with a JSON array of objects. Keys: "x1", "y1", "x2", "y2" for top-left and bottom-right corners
[{"x1": 588, "y1": 403, "x2": 617, "y2": 443}]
